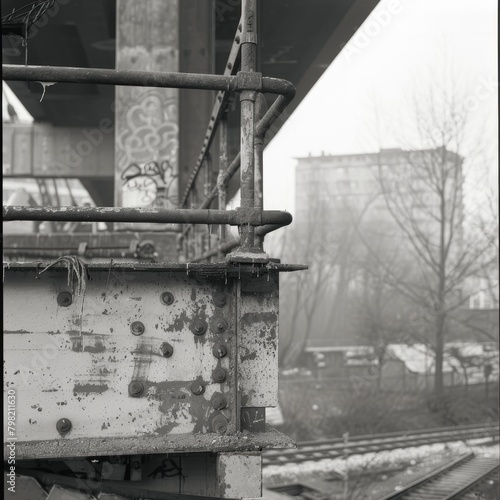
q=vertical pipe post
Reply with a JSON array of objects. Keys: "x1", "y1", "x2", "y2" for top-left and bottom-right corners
[
  {"x1": 205, "y1": 153, "x2": 212, "y2": 260},
  {"x1": 218, "y1": 110, "x2": 229, "y2": 257},
  {"x1": 238, "y1": 0, "x2": 257, "y2": 252},
  {"x1": 254, "y1": 92, "x2": 267, "y2": 251}
]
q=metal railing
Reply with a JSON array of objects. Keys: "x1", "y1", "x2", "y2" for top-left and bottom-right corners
[{"x1": 2, "y1": 0, "x2": 295, "y2": 262}]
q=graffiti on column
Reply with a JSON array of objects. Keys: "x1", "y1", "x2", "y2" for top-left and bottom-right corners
[{"x1": 116, "y1": 89, "x2": 179, "y2": 210}]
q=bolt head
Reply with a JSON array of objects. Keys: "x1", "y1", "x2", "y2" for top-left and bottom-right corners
[
  {"x1": 128, "y1": 381, "x2": 144, "y2": 397},
  {"x1": 160, "y1": 342, "x2": 173, "y2": 357},
  {"x1": 160, "y1": 292, "x2": 174, "y2": 305},
  {"x1": 191, "y1": 318, "x2": 207, "y2": 336},
  {"x1": 56, "y1": 418, "x2": 72, "y2": 435},
  {"x1": 132, "y1": 461, "x2": 141, "y2": 470},
  {"x1": 213, "y1": 343, "x2": 228, "y2": 359},
  {"x1": 212, "y1": 368, "x2": 227, "y2": 383},
  {"x1": 57, "y1": 292, "x2": 73, "y2": 307},
  {"x1": 213, "y1": 292, "x2": 227, "y2": 307},
  {"x1": 212, "y1": 394, "x2": 227, "y2": 410},
  {"x1": 211, "y1": 317, "x2": 228, "y2": 334},
  {"x1": 191, "y1": 381, "x2": 205, "y2": 395},
  {"x1": 212, "y1": 415, "x2": 228, "y2": 434},
  {"x1": 130, "y1": 321, "x2": 145, "y2": 336}
]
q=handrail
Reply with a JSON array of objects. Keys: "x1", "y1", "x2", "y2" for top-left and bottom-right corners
[
  {"x1": 3, "y1": 206, "x2": 292, "y2": 227},
  {"x1": 2, "y1": 64, "x2": 294, "y2": 97},
  {"x1": 2, "y1": 0, "x2": 296, "y2": 262}
]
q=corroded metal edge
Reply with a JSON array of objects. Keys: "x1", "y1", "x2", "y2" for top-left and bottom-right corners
[
  {"x1": 4, "y1": 425, "x2": 296, "y2": 460},
  {"x1": 3, "y1": 261, "x2": 308, "y2": 273}
]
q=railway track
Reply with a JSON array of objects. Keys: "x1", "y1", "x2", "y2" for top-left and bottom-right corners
[
  {"x1": 377, "y1": 452, "x2": 499, "y2": 499},
  {"x1": 263, "y1": 422, "x2": 499, "y2": 467}
]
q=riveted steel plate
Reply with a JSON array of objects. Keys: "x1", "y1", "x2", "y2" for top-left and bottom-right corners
[
  {"x1": 3, "y1": 265, "x2": 237, "y2": 453},
  {"x1": 238, "y1": 273, "x2": 279, "y2": 407}
]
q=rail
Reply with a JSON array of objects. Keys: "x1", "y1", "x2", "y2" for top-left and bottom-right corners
[
  {"x1": 2, "y1": 0, "x2": 295, "y2": 262},
  {"x1": 377, "y1": 452, "x2": 500, "y2": 499},
  {"x1": 263, "y1": 423, "x2": 499, "y2": 467}
]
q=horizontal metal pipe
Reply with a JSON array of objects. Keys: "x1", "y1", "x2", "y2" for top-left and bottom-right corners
[
  {"x1": 2, "y1": 65, "x2": 295, "y2": 97},
  {"x1": 3, "y1": 206, "x2": 292, "y2": 227},
  {"x1": 3, "y1": 64, "x2": 237, "y2": 92}
]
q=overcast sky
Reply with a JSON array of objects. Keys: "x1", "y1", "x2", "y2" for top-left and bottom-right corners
[{"x1": 263, "y1": 0, "x2": 498, "y2": 214}]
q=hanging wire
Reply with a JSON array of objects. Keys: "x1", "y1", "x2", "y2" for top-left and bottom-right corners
[{"x1": 2, "y1": 1, "x2": 56, "y2": 65}]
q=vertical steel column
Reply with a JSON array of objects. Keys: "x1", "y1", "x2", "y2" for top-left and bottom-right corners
[
  {"x1": 239, "y1": 0, "x2": 258, "y2": 252},
  {"x1": 254, "y1": 93, "x2": 267, "y2": 251},
  {"x1": 218, "y1": 111, "x2": 229, "y2": 257}
]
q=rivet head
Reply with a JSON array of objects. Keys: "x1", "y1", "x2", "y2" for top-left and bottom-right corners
[
  {"x1": 57, "y1": 292, "x2": 73, "y2": 307},
  {"x1": 212, "y1": 343, "x2": 228, "y2": 359},
  {"x1": 160, "y1": 342, "x2": 173, "y2": 358},
  {"x1": 160, "y1": 292, "x2": 174, "y2": 305},
  {"x1": 212, "y1": 414, "x2": 228, "y2": 434},
  {"x1": 213, "y1": 292, "x2": 227, "y2": 308},
  {"x1": 56, "y1": 418, "x2": 72, "y2": 435},
  {"x1": 191, "y1": 381, "x2": 205, "y2": 395},
  {"x1": 128, "y1": 381, "x2": 144, "y2": 397},
  {"x1": 211, "y1": 317, "x2": 228, "y2": 334},
  {"x1": 212, "y1": 394, "x2": 227, "y2": 410},
  {"x1": 130, "y1": 321, "x2": 145, "y2": 336},
  {"x1": 212, "y1": 368, "x2": 227, "y2": 383},
  {"x1": 132, "y1": 461, "x2": 141, "y2": 470},
  {"x1": 191, "y1": 318, "x2": 207, "y2": 336}
]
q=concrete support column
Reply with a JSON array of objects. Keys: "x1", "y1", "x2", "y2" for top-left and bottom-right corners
[{"x1": 115, "y1": 0, "x2": 179, "y2": 230}]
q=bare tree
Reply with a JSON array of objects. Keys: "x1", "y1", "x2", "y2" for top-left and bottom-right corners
[{"x1": 368, "y1": 70, "x2": 495, "y2": 398}]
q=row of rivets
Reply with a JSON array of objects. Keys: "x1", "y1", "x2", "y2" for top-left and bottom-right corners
[
  {"x1": 57, "y1": 291, "x2": 225, "y2": 308},
  {"x1": 56, "y1": 411, "x2": 228, "y2": 435},
  {"x1": 129, "y1": 317, "x2": 227, "y2": 338}
]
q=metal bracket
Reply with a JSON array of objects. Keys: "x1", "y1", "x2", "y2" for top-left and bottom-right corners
[
  {"x1": 242, "y1": 33, "x2": 258, "y2": 44},
  {"x1": 235, "y1": 207, "x2": 262, "y2": 225},
  {"x1": 237, "y1": 71, "x2": 262, "y2": 92}
]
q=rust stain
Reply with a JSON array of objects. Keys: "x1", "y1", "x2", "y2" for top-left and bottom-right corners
[
  {"x1": 132, "y1": 343, "x2": 155, "y2": 356},
  {"x1": 84, "y1": 342, "x2": 106, "y2": 353},
  {"x1": 164, "y1": 310, "x2": 190, "y2": 332},
  {"x1": 154, "y1": 421, "x2": 179, "y2": 435},
  {"x1": 240, "y1": 350, "x2": 257, "y2": 362},
  {"x1": 73, "y1": 383, "x2": 109, "y2": 394},
  {"x1": 71, "y1": 338, "x2": 83, "y2": 352}
]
